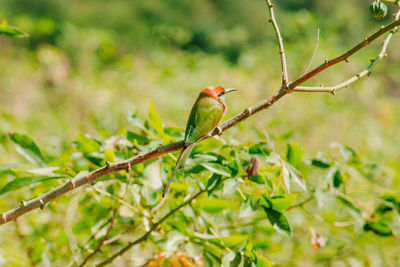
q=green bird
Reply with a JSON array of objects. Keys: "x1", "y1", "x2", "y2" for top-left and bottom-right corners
[{"x1": 163, "y1": 86, "x2": 236, "y2": 197}]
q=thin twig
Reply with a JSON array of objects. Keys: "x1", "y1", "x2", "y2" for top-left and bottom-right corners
[
  {"x1": 289, "y1": 16, "x2": 400, "y2": 90},
  {"x1": 294, "y1": 7, "x2": 400, "y2": 94},
  {"x1": 301, "y1": 28, "x2": 320, "y2": 76},
  {"x1": 266, "y1": 0, "x2": 289, "y2": 86},
  {"x1": 95, "y1": 189, "x2": 206, "y2": 266},
  {"x1": 0, "y1": 4, "x2": 400, "y2": 227},
  {"x1": 79, "y1": 208, "x2": 118, "y2": 267}
]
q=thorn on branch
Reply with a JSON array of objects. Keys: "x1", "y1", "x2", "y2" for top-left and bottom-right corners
[
  {"x1": 157, "y1": 144, "x2": 163, "y2": 152},
  {"x1": 364, "y1": 38, "x2": 369, "y2": 45},
  {"x1": 106, "y1": 161, "x2": 111, "y2": 168},
  {"x1": 215, "y1": 126, "x2": 223, "y2": 136},
  {"x1": 126, "y1": 162, "x2": 131, "y2": 174},
  {"x1": 39, "y1": 199, "x2": 45, "y2": 210},
  {"x1": 20, "y1": 200, "x2": 27, "y2": 207},
  {"x1": 345, "y1": 57, "x2": 349, "y2": 63},
  {"x1": 356, "y1": 73, "x2": 361, "y2": 78},
  {"x1": 330, "y1": 89, "x2": 336, "y2": 95},
  {"x1": 279, "y1": 50, "x2": 284, "y2": 54},
  {"x1": 324, "y1": 59, "x2": 329, "y2": 64}
]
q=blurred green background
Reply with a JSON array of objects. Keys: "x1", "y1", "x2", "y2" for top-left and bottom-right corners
[{"x1": 0, "y1": 0, "x2": 400, "y2": 266}]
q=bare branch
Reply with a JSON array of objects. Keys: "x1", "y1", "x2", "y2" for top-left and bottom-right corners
[
  {"x1": 266, "y1": 0, "x2": 289, "y2": 86},
  {"x1": 79, "y1": 208, "x2": 118, "y2": 267},
  {"x1": 301, "y1": 29, "x2": 320, "y2": 76},
  {"x1": 289, "y1": 18, "x2": 400, "y2": 90},
  {"x1": 294, "y1": 7, "x2": 400, "y2": 94}
]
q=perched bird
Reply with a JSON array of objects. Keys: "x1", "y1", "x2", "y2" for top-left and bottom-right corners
[{"x1": 162, "y1": 86, "x2": 236, "y2": 197}]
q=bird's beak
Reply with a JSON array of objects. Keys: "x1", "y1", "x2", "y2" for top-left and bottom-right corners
[{"x1": 225, "y1": 88, "x2": 237, "y2": 94}]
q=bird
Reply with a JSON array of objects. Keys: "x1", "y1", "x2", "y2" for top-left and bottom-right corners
[{"x1": 162, "y1": 86, "x2": 237, "y2": 197}]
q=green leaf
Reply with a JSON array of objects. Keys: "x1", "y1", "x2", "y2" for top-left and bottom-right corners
[
  {"x1": 331, "y1": 168, "x2": 343, "y2": 188},
  {"x1": 223, "y1": 178, "x2": 239, "y2": 195},
  {"x1": 248, "y1": 175, "x2": 266, "y2": 184},
  {"x1": 253, "y1": 251, "x2": 275, "y2": 267},
  {"x1": 207, "y1": 173, "x2": 222, "y2": 194},
  {"x1": 0, "y1": 20, "x2": 29, "y2": 38},
  {"x1": 148, "y1": 99, "x2": 164, "y2": 135},
  {"x1": 364, "y1": 221, "x2": 392, "y2": 236},
  {"x1": 240, "y1": 197, "x2": 257, "y2": 218},
  {"x1": 126, "y1": 131, "x2": 149, "y2": 145},
  {"x1": 75, "y1": 134, "x2": 102, "y2": 154},
  {"x1": 311, "y1": 152, "x2": 331, "y2": 168},
  {"x1": 194, "y1": 198, "x2": 233, "y2": 213},
  {"x1": 209, "y1": 235, "x2": 249, "y2": 248},
  {"x1": 201, "y1": 163, "x2": 231, "y2": 177},
  {"x1": 259, "y1": 194, "x2": 293, "y2": 235},
  {"x1": 249, "y1": 142, "x2": 272, "y2": 156},
  {"x1": 382, "y1": 193, "x2": 400, "y2": 207},
  {"x1": 286, "y1": 142, "x2": 303, "y2": 169},
  {"x1": 337, "y1": 196, "x2": 361, "y2": 215},
  {"x1": 9, "y1": 133, "x2": 47, "y2": 167},
  {"x1": 260, "y1": 194, "x2": 296, "y2": 212},
  {"x1": 262, "y1": 206, "x2": 291, "y2": 235},
  {"x1": 0, "y1": 176, "x2": 65, "y2": 195}
]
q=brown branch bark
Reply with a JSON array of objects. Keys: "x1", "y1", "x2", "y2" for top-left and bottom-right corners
[{"x1": 0, "y1": 4, "x2": 399, "y2": 229}]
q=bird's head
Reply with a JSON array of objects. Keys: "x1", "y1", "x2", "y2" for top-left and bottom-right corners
[{"x1": 200, "y1": 86, "x2": 237, "y2": 101}]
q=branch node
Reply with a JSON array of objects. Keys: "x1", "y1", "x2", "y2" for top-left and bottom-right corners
[
  {"x1": 39, "y1": 199, "x2": 45, "y2": 210},
  {"x1": 364, "y1": 38, "x2": 369, "y2": 45},
  {"x1": 330, "y1": 90, "x2": 336, "y2": 95},
  {"x1": 279, "y1": 49, "x2": 284, "y2": 54},
  {"x1": 243, "y1": 108, "x2": 252, "y2": 117},
  {"x1": 1, "y1": 213, "x2": 6, "y2": 223},
  {"x1": 367, "y1": 71, "x2": 372, "y2": 77},
  {"x1": 126, "y1": 162, "x2": 132, "y2": 174},
  {"x1": 157, "y1": 144, "x2": 163, "y2": 152},
  {"x1": 268, "y1": 19, "x2": 272, "y2": 23},
  {"x1": 383, "y1": 52, "x2": 388, "y2": 58},
  {"x1": 106, "y1": 161, "x2": 111, "y2": 167},
  {"x1": 344, "y1": 57, "x2": 349, "y2": 63},
  {"x1": 20, "y1": 200, "x2": 27, "y2": 207},
  {"x1": 324, "y1": 59, "x2": 329, "y2": 64},
  {"x1": 356, "y1": 73, "x2": 361, "y2": 78},
  {"x1": 215, "y1": 126, "x2": 223, "y2": 136},
  {"x1": 69, "y1": 179, "x2": 76, "y2": 189}
]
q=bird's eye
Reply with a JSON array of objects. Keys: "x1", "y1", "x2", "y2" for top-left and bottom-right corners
[{"x1": 218, "y1": 92, "x2": 225, "y2": 97}]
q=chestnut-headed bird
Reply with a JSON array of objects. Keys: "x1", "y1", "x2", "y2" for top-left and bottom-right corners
[{"x1": 162, "y1": 86, "x2": 236, "y2": 197}]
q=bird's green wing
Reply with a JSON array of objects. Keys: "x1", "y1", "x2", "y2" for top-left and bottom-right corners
[{"x1": 184, "y1": 96, "x2": 225, "y2": 143}]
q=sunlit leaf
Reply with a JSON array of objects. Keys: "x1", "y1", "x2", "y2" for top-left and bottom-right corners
[
  {"x1": 0, "y1": 20, "x2": 28, "y2": 38},
  {"x1": 331, "y1": 168, "x2": 343, "y2": 188},
  {"x1": 223, "y1": 178, "x2": 239, "y2": 195},
  {"x1": 209, "y1": 235, "x2": 249, "y2": 248},
  {"x1": 207, "y1": 173, "x2": 222, "y2": 194},
  {"x1": 201, "y1": 163, "x2": 231, "y2": 177},
  {"x1": 9, "y1": 132, "x2": 47, "y2": 167},
  {"x1": 194, "y1": 198, "x2": 233, "y2": 213},
  {"x1": 148, "y1": 99, "x2": 164, "y2": 135},
  {"x1": 253, "y1": 251, "x2": 275, "y2": 267},
  {"x1": 310, "y1": 152, "x2": 331, "y2": 168},
  {"x1": 286, "y1": 142, "x2": 303, "y2": 169},
  {"x1": 0, "y1": 175, "x2": 65, "y2": 195}
]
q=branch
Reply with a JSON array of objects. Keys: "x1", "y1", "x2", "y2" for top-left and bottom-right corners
[
  {"x1": 266, "y1": 0, "x2": 289, "y2": 86},
  {"x1": 289, "y1": 17, "x2": 400, "y2": 90},
  {"x1": 1, "y1": 15, "x2": 400, "y2": 227},
  {"x1": 294, "y1": 7, "x2": 400, "y2": 94},
  {"x1": 79, "y1": 208, "x2": 118, "y2": 267},
  {"x1": 95, "y1": 189, "x2": 206, "y2": 266}
]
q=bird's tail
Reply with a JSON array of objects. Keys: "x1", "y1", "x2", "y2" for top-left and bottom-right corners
[{"x1": 162, "y1": 142, "x2": 196, "y2": 197}]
